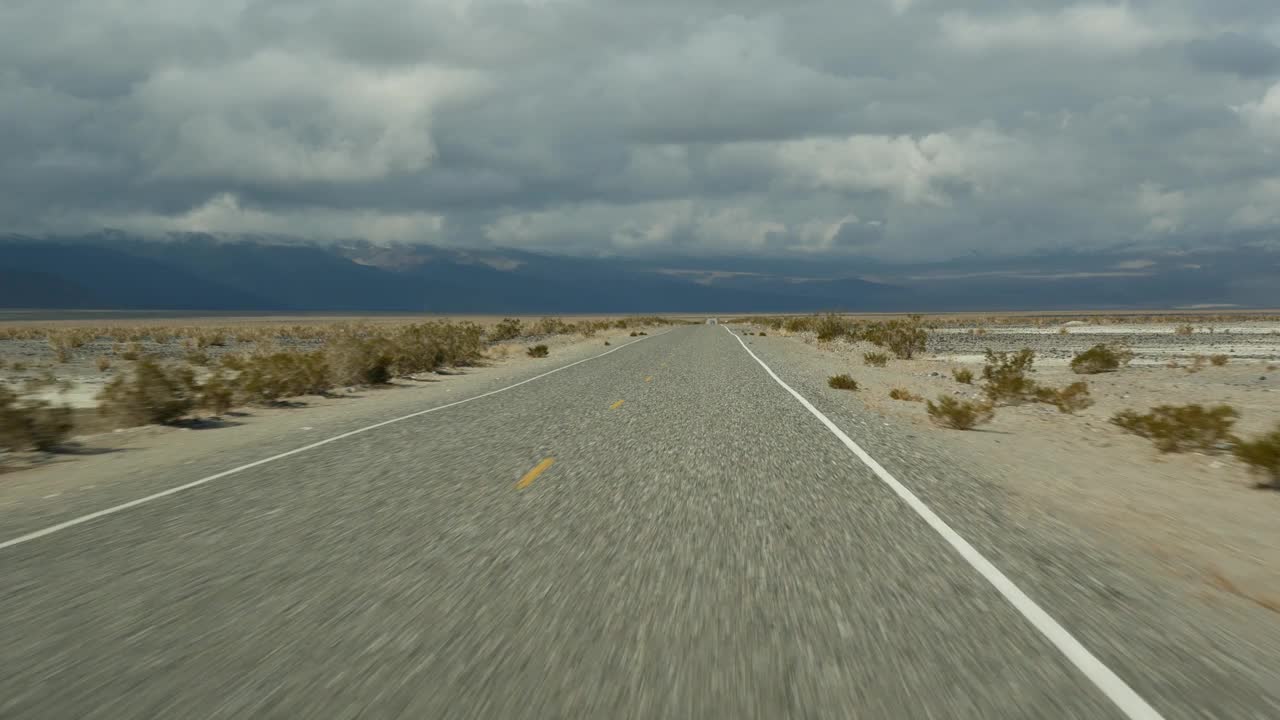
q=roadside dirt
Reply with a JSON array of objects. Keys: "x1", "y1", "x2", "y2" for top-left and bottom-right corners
[{"x1": 748, "y1": 320, "x2": 1280, "y2": 612}]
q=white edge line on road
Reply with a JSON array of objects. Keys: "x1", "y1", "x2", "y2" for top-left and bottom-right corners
[
  {"x1": 0, "y1": 333, "x2": 658, "y2": 552},
  {"x1": 724, "y1": 326, "x2": 1165, "y2": 720}
]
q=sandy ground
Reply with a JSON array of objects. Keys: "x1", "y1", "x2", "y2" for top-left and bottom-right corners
[{"x1": 741, "y1": 319, "x2": 1280, "y2": 612}]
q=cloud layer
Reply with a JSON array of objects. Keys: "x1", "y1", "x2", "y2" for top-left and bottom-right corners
[{"x1": 3, "y1": 0, "x2": 1280, "y2": 260}]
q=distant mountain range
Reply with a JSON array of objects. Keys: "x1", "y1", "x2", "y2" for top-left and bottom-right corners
[{"x1": 2, "y1": 231, "x2": 1278, "y2": 313}]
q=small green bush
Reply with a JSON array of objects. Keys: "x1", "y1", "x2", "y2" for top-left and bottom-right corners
[
  {"x1": 889, "y1": 387, "x2": 922, "y2": 401},
  {"x1": 527, "y1": 344, "x2": 550, "y2": 358},
  {"x1": 1070, "y1": 343, "x2": 1134, "y2": 374},
  {"x1": 1210, "y1": 354, "x2": 1229, "y2": 367},
  {"x1": 1233, "y1": 423, "x2": 1280, "y2": 488},
  {"x1": 926, "y1": 396, "x2": 994, "y2": 430},
  {"x1": 863, "y1": 352, "x2": 889, "y2": 367},
  {"x1": 828, "y1": 374, "x2": 859, "y2": 390},
  {"x1": 953, "y1": 368, "x2": 974, "y2": 384},
  {"x1": 1110, "y1": 404, "x2": 1239, "y2": 453}
]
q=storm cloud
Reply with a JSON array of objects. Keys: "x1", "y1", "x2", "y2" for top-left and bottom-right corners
[{"x1": 3, "y1": 0, "x2": 1280, "y2": 260}]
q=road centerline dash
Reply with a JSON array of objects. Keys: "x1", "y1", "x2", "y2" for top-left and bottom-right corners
[
  {"x1": 610, "y1": 399, "x2": 625, "y2": 410},
  {"x1": 516, "y1": 458, "x2": 556, "y2": 489}
]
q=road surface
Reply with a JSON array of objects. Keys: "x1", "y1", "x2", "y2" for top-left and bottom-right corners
[{"x1": 2, "y1": 325, "x2": 1275, "y2": 718}]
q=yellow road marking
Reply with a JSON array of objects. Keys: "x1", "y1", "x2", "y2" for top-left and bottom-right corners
[
  {"x1": 516, "y1": 458, "x2": 555, "y2": 489},
  {"x1": 610, "y1": 399, "x2": 625, "y2": 410},
  {"x1": 644, "y1": 376, "x2": 652, "y2": 382}
]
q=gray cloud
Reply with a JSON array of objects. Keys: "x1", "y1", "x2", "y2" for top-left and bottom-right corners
[
  {"x1": 1186, "y1": 32, "x2": 1280, "y2": 76},
  {"x1": 2, "y1": 0, "x2": 1280, "y2": 261}
]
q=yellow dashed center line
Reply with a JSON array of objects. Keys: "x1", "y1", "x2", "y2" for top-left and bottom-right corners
[
  {"x1": 516, "y1": 458, "x2": 555, "y2": 489},
  {"x1": 644, "y1": 376, "x2": 652, "y2": 382},
  {"x1": 610, "y1": 399, "x2": 625, "y2": 410}
]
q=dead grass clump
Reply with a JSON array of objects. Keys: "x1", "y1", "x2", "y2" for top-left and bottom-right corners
[
  {"x1": 1210, "y1": 354, "x2": 1229, "y2": 367},
  {"x1": 1175, "y1": 324, "x2": 1195, "y2": 336},
  {"x1": 828, "y1": 374, "x2": 859, "y2": 391},
  {"x1": 926, "y1": 396, "x2": 994, "y2": 430},
  {"x1": 99, "y1": 357, "x2": 199, "y2": 426},
  {"x1": 863, "y1": 351, "x2": 889, "y2": 367},
  {"x1": 953, "y1": 368, "x2": 974, "y2": 384},
  {"x1": 95, "y1": 356, "x2": 111, "y2": 372},
  {"x1": 1070, "y1": 343, "x2": 1134, "y2": 374},
  {"x1": 0, "y1": 386, "x2": 73, "y2": 451},
  {"x1": 889, "y1": 388, "x2": 922, "y2": 402},
  {"x1": 527, "y1": 344, "x2": 550, "y2": 358},
  {"x1": 1110, "y1": 404, "x2": 1239, "y2": 453},
  {"x1": 1233, "y1": 423, "x2": 1280, "y2": 489}
]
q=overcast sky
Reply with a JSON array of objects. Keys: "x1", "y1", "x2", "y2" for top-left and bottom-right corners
[{"x1": 3, "y1": 0, "x2": 1280, "y2": 260}]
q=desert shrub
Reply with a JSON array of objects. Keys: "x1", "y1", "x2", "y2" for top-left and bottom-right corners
[
  {"x1": 427, "y1": 322, "x2": 485, "y2": 367},
  {"x1": 198, "y1": 371, "x2": 236, "y2": 416},
  {"x1": 603, "y1": 340, "x2": 610, "y2": 346},
  {"x1": 99, "y1": 357, "x2": 199, "y2": 425},
  {"x1": 1210, "y1": 354, "x2": 1229, "y2": 367},
  {"x1": 95, "y1": 356, "x2": 111, "y2": 372},
  {"x1": 1110, "y1": 404, "x2": 1239, "y2": 453},
  {"x1": 953, "y1": 368, "x2": 974, "y2": 384},
  {"x1": 1233, "y1": 424, "x2": 1280, "y2": 488},
  {"x1": 527, "y1": 344, "x2": 550, "y2": 358},
  {"x1": 11, "y1": 361, "x2": 26, "y2": 372},
  {"x1": 185, "y1": 349, "x2": 211, "y2": 366},
  {"x1": 1070, "y1": 343, "x2": 1134, "y2": 374},
  {"x1": 889, "y1": 387, "x2": 922, "y2": 401},
  {"x1": 982, "y1": 348, "x2": 1038, "y2": 404},
  {"x1": 926, "y1": 396, "x2": 995, "y2": 430},
  {"x1": 234, "y1": 351, "x2": 331, "y2": 404},
  {"x1": 1174, "y1": 324, "x2": 1195, "y2": 336},
  {"x1": 636, "y1": 331, "x2": 648, "y2": 336},
  {"x1": 0, "y1": 387, "x2": 73, "y2": 451},
  {"x1": 864, "y1": 316, "x2": 928, "y2": 359},
  {"x1": 327, "y1": 337, "x2": 393, "y2": 386},
  {"x1": 1033, "y1": 381, "x2": 1094, "y2": 414},
  {"x1": 120, "y1": 342, "x2": 142, "y2": 361},
  {"x1": 783, "y1": 316, "x2": 814, "y2": 333},
  {"x1": 629, "y1": 331, "x2": 639, "y2": 337},
  {"x1": 533, "y1": 317, "x2": 569, "y2": 336},
  {"x1": 815, "y1": 314, "x2": 855, "y2": 341},
  {"x1": 828, "y1": 374, "x2": 858, "y2": 390},
  {"x1": 491, "y1": 319, "x2": 527, "y2": 340},
  {"x1": 758, "y1": 331, "x2": 767, "y2": 336},
  {"x1": 863, "y1": 352, "x2": 889, "y2": 367}
]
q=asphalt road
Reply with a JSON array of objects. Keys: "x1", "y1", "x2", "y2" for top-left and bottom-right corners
[{"x1": 0, "y1": 325, "x2": 1270, "y2": 718}]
